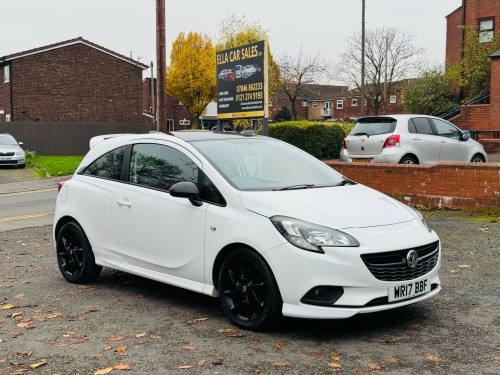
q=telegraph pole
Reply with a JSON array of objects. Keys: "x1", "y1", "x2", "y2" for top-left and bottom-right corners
[
  {"x1": 360, "y1": 0, "x2": 366, "y2": 117},
  {"x1": 156, "y1": 0, "x2": 169, "y2": 133},
  {"x1": 383, "y1": 36, "x2": 388, "y2": 115}
]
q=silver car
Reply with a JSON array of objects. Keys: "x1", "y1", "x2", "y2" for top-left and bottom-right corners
[
  {"x1": 339, "y1": 115, "x2": 488, "y2": 164},
  {"x1": 0, "y1": 133, "x2": 26, "y2": 168}
]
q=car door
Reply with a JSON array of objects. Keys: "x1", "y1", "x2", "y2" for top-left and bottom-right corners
[
  {"x1": 111, "y1": 141, "x2": 208, "y2": 286},
  {"x1": 407, "y1": 117, "x2": 441, "y2": 164},
  {"x1": 430, "y1": 118, "x2": 469, "y2": 162}
]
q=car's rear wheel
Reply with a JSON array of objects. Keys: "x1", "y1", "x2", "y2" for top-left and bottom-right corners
[
  {"x1": 471, "y1": 154, "x2": 485, "y2": 163},
  {"x1": 399, "y1": 155, "x2": 418, "y2": 164},
  {"x1": 56, "y1": 222, "x2": 102, "y2": 283},
  {"x1": 218, "y1": 248, "x2": 281, "y2": 330}
]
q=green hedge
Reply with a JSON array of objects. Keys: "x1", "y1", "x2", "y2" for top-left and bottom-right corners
[{"x1": 261, "y1": 121, "x2": 350, "y2": 160}]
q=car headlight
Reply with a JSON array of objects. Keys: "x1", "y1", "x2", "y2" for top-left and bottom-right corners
[
  {"x1": 16, "y1": 151, "x2": 25, "y2": 156},
  {"x1": 270, "y1": 216, "x2": 359, "y2": 253},
  {"x1": 411, "y1": 207, "x2": 432, "y2": 233}
]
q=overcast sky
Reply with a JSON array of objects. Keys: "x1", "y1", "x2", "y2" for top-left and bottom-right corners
[{"x1": 1, "y1": 0, "x2": 461, "y2": 82}]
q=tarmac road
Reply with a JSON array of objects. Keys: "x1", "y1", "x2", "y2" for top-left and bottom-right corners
[{"x1": 0, "y1": 213, "x2": 499, "y2": 374}]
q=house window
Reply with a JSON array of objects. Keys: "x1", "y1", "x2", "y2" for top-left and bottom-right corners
[
  {"x1": 3, "y1": 66, "x2": 9, "y2": 83},
  {"x1": 5, "y1": 114, "x2": 11, "y2": 122},
  {"x1": 390, "y1": 95, "x2": 397, "y2": 104},
  {"x1": 336, "y1": 100, "x2": 343, "y2": 109},
  {"x1": 479, "y1": 18, "x2": 494, "y2": 43},
  {"x1": 302, "y1": 101, "x2": 308, "y2": 107},
  {"x1": 312, "y1": 102, "x2": 317, "y2": 108},
  {"x1": 351, "y1": 98, "x2": 357, "y2": 106}
]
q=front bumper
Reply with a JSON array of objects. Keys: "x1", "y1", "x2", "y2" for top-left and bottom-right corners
[
  {"x1": 0, "y1": 154, "x2": 25, "y2": 166},
  {"x1": 263, "y1": 220, "x2": 441, "y2": 319}
]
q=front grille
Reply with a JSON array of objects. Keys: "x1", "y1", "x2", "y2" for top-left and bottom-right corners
[
  {"x1": 0, "y1": 152, "x2": 15, "y2": 156},
  {"x1": 0, "y1": 160, "x2": 18, "y2": 165},
  {"x1": 361, "y1": 241, "x2": 439, "y2": 282}
]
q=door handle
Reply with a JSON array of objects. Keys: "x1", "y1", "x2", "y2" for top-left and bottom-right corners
[
  {"x1": 117, "y1": 199, "x2": 132, "y2": 207},
  {"x1": 441, "y1": 140, "x2": 447, "y2": 143},
  {"x1": 413, "y1": 138, "x2": 421, "y2": 141}
]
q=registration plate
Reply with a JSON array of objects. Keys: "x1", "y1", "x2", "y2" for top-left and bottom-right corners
[
  {"x1": 388, "y1": 278, "x2": 431, "y2": 302},
  {"x1": 0, "y1": 157, "x2": 11, "y2": 161},
  {"x1": 353, "y1": 158, "x2": 372, "y2": 163}
]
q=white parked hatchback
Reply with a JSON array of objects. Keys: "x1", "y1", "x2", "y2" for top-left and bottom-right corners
[
  {"x1": 54, "y1": 131, "x2": 441, "y2": 330},
  {"x1": 339, "y1": 114, "x2": 487, "y2": 164}
]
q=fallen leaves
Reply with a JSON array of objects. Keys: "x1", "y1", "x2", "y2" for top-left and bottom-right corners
[
  {"x1": 271, "y1": 361, "x2": 290, "y2": 366},
  {"x1": 114, "y1": 362, "x2": 131, "y2": 370},
  {"x1": 1, "y1": 304, "x2": 14, "y2": 310},
  {"x1": 114, "y1": 346, "x2": 128, "y2": 352},
  {"x1": 408, "y1": 324, "x2": 421, "y2": 330},
  {"x1": 424, "y1": 355, "x2": 441, "y2": 361},
  {"x1": 182, "y1": 346, "x2": 197, "y2": 350},
  {"x1": 135, "y1": 332, "x2": 147, "y2": 338},
  {"x1": 187, "y1": 317, "x2": 208, "y2": 325},
  {"x1": 478, "y1": 227, "x2": 488, "y2": 232},
  {"x1": 106, "y1": 335, "x2": 125, "y2": 342},
  {"x1": 28, "y1": 361, "x2": 47, "y2": 369},
  {"x1": 94, "y1": 367, "x2": 114, "y2": 374},
  {"x1": 273, "y1": 342, "x2": 284, "y2": 350}
]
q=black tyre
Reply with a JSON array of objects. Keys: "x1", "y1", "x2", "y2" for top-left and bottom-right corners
[
  {"x1": 399, "y1": 155, "x2": 418, "y2": 165},
  {"x1": 18, "y1": 163, "x2": 25, "y2": 169},
  {"x1": 218, "y1": 248, "x2": 282, "y2": 330},
  {"x1": 471, "y1": 154, "x2": 485, "y2": 163},
  {"x1": 56, "y1": 222, "x2": 102, "y2": 283}
]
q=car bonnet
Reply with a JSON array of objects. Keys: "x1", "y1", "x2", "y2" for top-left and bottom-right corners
[{"x1": 239, "y1": 184, "x2": 414, "y2": 229}]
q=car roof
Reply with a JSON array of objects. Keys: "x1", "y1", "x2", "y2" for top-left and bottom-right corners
[{"x1": 172, "y1": 131, "x2": 250, "y2": 142}]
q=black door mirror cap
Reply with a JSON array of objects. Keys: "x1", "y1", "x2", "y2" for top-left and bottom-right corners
[{"x1": 169, "y1": 182, "x2": 203, "y2": 206}]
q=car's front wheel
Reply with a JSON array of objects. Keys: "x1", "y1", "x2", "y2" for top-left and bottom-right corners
[
  {"x1": 56, "y1": 222, "x2": 102, "y2": 283},
  {"x1": 471, "y1": 154, "x2": 485, "y2": 163},
  {"x1": 218, "y1": 248, "x2": 282, "y2": 330}
]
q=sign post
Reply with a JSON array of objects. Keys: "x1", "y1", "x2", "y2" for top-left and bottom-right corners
[{"x1": 216, "y1": 40, "x2": 268, "y2": 134}]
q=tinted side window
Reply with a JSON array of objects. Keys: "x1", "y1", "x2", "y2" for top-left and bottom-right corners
[
  {"x1": 128, "y1": 143, "x2": 225, "y2": 205},
  {"x1": 432, "y1": 118, "x2": 460, "y2": 139},
  {"x1": 82, "y1": 146, "x2": 125, "y2": 180},
  {"x1": 408, "y1": 120, "x2": 417, "y2": 133},
  {"x1": 130, "y1": 144, "x2": 198, "y2": 191},
  {"x1": 410, "y1": 118, "x2": 434, "y2": 135}
]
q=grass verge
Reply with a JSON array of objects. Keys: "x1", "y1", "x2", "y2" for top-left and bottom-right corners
[{"x1": 26, "y1": 155, "x2": 84, "y2": 178}]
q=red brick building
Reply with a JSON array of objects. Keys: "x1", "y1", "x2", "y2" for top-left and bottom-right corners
[
  {"x1": 269, "y1": 83, "x2": 407, "y2": 122},
  {"x1": 445, "y1": 1, "x2": 500, "y2": 133},
  {"x1": 0, "y1": 37, "x2": 148, "y2": 123}
]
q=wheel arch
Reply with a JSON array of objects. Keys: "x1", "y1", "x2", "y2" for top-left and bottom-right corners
[
  {"x1": 212, "y1": 243, "x2": 280, "y2": 297},
  {"x1": 54, "y1": 215, "x2": 82, "y2": 240},
  {"x1": 399, "y1": 153, "x2": 420, "y2": 164}
]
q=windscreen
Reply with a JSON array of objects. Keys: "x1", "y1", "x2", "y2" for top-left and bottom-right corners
[
  {"x1": 190, "y1": 138, "x2": 344, "y2": 191},
  {"x1": 0, "y1": 135, "x2": 18, "y2": 145},
  {"x1": 350, "y1": 118, "x2": 397, "y2": 136}
]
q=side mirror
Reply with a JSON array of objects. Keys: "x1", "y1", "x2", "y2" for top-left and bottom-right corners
[
  {"x1": 18, "y1": 142, "x2": 24, "y2": 146},
  {"x1": 169, "y1": 181, "x2": 203, "y2": 207},
  {"x1": 460, "y1": 132, "x2": 470, "y2": 141}
]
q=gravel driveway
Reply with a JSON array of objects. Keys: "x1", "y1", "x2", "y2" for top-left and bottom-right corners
[{"x1": 0, "y1": 212, "x2": 499, "y2": 374}]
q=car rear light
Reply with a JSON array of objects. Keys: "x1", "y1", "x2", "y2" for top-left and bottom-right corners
[
  {"x1": 383, "y1": 135, "x2": 400, "y2": 148},
  {"x1": 58, "y1": 181, "x2": 66, "y2": 192},
  {"x1": 342, "y1": 139, "x2": 347, "y2": 149}
]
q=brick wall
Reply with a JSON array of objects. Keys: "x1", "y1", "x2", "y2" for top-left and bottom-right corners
[
  {"x1": 325, "y1": 161, "x2": 500, "y2": 210},
  {"x1": 465, "y1": 0, "x2": 500, "y2": 34},
  {"x1": 9, "y1": 44, "x2": 145, "y2": 123},
  {"x1": 449, "y1": 104, "x2": 491, "y2": 131},
  {"x1": 490, "y1": 57, "x2": 500, "y2": 127},
  {"x1": 446, "y1": 7, "x2": 463, "y2": 65},
  {"x1": 269, "y1": 96, "x2": 308, "y2": 120}
]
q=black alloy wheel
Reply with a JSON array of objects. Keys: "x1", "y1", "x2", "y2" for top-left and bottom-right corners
[
  {"x1": 56, "y1": 222, "x2": 102, "y2": 283},
  {"x1": 218, "y1": 248, "x2": 281, "y2": 330}
]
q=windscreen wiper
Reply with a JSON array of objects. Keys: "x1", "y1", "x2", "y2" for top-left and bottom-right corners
[
  {"x1": 273, "y1": 184, "x2": 315, "y2": 191},
  {"x1": 353, "y1": 132, "x2": 370, "y2": 137},
  {"x1": 336, "y1": 179, "x2": 357, "y2": 186}
]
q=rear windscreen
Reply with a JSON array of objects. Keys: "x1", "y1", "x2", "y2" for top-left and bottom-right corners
[{"x1": 350, "y1": 119, "x2": 397, "y2": 136}]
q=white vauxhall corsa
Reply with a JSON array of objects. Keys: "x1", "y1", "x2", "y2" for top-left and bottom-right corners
[
  {"x1": 54, "y1": 132, "x2": 441, "y2": 330},
  {"x1": 339, "y1": 114, "x2": 488, "y2": 164}
]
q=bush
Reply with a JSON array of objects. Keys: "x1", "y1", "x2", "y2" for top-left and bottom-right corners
[{"x1": 261, "y1": 121, "x2": 348, "y2": 160}]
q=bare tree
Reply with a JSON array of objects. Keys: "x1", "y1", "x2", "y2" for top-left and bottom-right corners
[
  {"x1": 277, "y1": 48, "x2": 329, "y2": 120},
  {"x1": 334, "y1": 26, "x2": 424, "y2": 115}
]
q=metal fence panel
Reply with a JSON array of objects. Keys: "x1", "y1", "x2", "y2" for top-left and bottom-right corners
[{"x1": 0, "y1": 122, "x2": 155, "y2": 155}]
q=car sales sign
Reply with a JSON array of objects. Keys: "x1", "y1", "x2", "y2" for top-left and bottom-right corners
[{"x1": 216, "y1": 40, "x2": 268, "y2": 119}]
